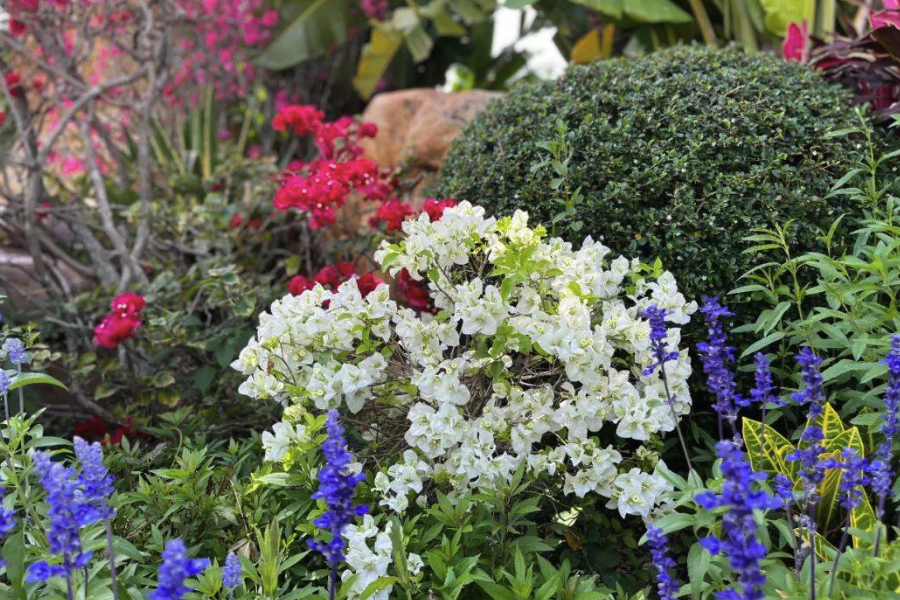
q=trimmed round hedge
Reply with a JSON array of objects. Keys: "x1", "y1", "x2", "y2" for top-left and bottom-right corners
[{"x1": 435, "y1": 46, "x2": 868, "y2": 304}]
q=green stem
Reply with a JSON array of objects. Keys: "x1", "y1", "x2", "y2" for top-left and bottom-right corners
[{"x1": 687, "y1": 0, "x2": 718, "y2": 47}]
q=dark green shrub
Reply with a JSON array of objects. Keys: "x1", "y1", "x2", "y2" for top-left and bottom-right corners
[{"x1": 435, "y1": 45, "x2": 871, "y2": 303}]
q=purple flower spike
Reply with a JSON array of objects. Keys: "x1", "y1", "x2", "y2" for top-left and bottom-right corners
[
  {"x1": 307, "y1": 410, "x2": 368, "y2": 566},
  {"x1": 697, "y1": 296, "x2": 743, "y2": 437},
  {"x1": 696, "y1": 439, "x2": 779, "y2": 600},
  {"x1": 646, "y1": 525, "x2": 681, "y2": 600},
  {"x1": 149, "y1": 539, "x2": 210, "y2": 600}
]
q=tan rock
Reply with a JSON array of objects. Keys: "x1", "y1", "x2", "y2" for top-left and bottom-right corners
[
  {"x1": 360, "y1": 88, "x2": 502, "y2": 177},
  {"x1": 331, "y1": 88, "x2": 500, "y2": 238}
]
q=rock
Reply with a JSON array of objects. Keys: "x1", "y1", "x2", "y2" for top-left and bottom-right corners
[{"x1": 360, "y1": 88, "x2": 503, "y2": 175}]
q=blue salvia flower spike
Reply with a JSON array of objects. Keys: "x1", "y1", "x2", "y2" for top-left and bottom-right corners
[{"x1": 149, "y1": 539, "x2": 210, "y2": 600}]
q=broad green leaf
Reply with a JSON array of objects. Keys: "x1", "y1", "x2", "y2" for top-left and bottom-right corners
[
  {"x1": 503, "y1": 0, "x2": 539, "y2": 7},
  {"x1": 740, "y1": 330, "x2": 784, "y2": 358},
  {"x1": 9, "y1": 372, "x2": 68, "y2": 391},
  {"x1": 353, "y1": 26, "x2": 404, "y2": 99},
  {"x1": 258, "y1": 0, "x2": 349, "y2": 70},
  {"x1": 816, "y1": 456, "x2": 843, "y2": 531},
  {"x1": 824, "y1": 426, "x2": 864, "y2": 457},
  {"x1": 687, "y1": 541, "x2": 710, "y2": 599},
  {"x1": 800, "y1": 529, "x2": 837, "y2": 562},
  {"x1": 625, "y1": 0, "x2": 692, "y2": 23},
  {"x1": 742, "y1": 417, "x2": 797, "y2": 478},
  {"x1": 759, "y1": 0, "x2": 811, "y2": 35},
  {"x1": 570, "y1": 0, "x2": 622, "y2": 19},
  {"x1": 850, "y1": 493, "x2": 876, "y2": 549}
]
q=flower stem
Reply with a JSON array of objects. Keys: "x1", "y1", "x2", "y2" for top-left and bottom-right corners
[
  {"x1": 329, "y1": 564, "x2": 337, "y2": 600},
  {"x1": 105, "y1": 518, "x2": 120, "y2": 600},
  {"x1": 16, "y1": 364, "x2": 23, "y2": 415},
  {"x1": 827, "y1": 515, "x2": 850, "y2": 597},
  {"x1": 65, "y1": 574, "x2": 74, "y2": 600},
  {"x1": 1, "y1": 393, "x2": 12, "y2": 472}
]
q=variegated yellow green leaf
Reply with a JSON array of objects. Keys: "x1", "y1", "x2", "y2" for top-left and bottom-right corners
[
  {"x1": 850, "y1": 492, "x2": 876, "y2": 549},
  {"x1": 797, "y1": 528, "x2": 838, "y2": 562},
  {"x1": 812, "y1": 403, "x2": 845, "y2": 443},
  {"x1": 825, "y1": 426, "x2": 864, "y2": 457},
  {"x1": 742, "y1": 417, "x2": 796, "y2": 477},
  {"x1": 816, "y1": 452, "x2": 843, "y2": 532}
]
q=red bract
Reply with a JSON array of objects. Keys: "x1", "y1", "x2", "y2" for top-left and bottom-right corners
[
  {"x1": 94, "y1": 313, "x2": 142, "y2": 348},
  {"x1": 422, "y1": 198, "x2": 458, "y2": 221},
  {"x1": 376, "y1": 199, "x2": 414, "y2": 231},
  {"x1": 74, "y1": 416, "x2": 108, "y2": 440},
  {"x1": 782, "y1": 21, "x2": 809, "y2": 63},
  {"x1": 396, "y1": 268, "x2": 435, "y2": 314},
  {"x1": 106, "y1": 417, "x2": 146, "y2": 446},
  {"x1": 272, "y1": 104, "x2": 325, "y2": 136},
  {"x1": 229, "y1": 213, "x2": 243, "y2": 228},
  {"x1": 313, "y1": 265, "x2": 344, "y2": 289},
  {"x1": 111, "y1": 291, "x2": 146, "y2": 318},
  {"x1": 354, "y1": 272, "x2": 384, "y2": 297},
  {"x1": 288, "y1": 275, "x2": 314, "y2": 296},
  {"x1": 0, "y1": 112, "x2": 6, "y2": 127}
]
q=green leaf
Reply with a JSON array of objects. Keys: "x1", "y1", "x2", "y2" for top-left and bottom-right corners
[
  {"x1": 570, "y1": 0, "x2": 622, "y2": 19},
  {"x1": 742, "y1": 417, "x2": 797, "y2": 478},
  {"x1": 759, "y1": 0, "x2": 811, "y2": 35},
  {"x1": 2, "y1": 530, "x2": 26, "y2": 598},
  {"x1": 9, "y1": 372, "x2": 68, "y2": 391},
  {"x1": 255, "y1": 473, "x2": 304, "y2": 487},
  {"x1": 850, "y1": 493, "x2": 877, "y2": 548},
  {"x1": 624, "y1": 0, "x2": 692, "y2": 23},
  {"x1": 258, "y1": 0, "x2": 349, "y2": 70},
  {"x1": 353, "y1": 26, "x2": 404, "y2": 99},
  {"x1": 503, "y1": 0, "x2": 539, "y2": 7},
  {"x1": 739, "y1": 331, "x2": 784, "y2": 358},
  {"x1": 687, "y1": 542, "x2": 710, "y2": 599},
  {"x1": 476, "y1": 581, "x2": 518, "y2": 600}
]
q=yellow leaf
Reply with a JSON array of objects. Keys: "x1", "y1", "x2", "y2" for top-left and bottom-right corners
[
  {"x1": 353, "y1": 26, "x2": 404, "y2": 99},
  {"x1": 571, "y1": 29, "x2": 601, "y2": 65}
]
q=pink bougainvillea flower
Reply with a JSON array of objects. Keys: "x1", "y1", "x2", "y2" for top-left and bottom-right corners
[
  {"x1": 111, "y1": 291, "x2": 146, "y2": 318},
  {"x1": 376, "y1": 199, "x2": 414, "y2": 231},
  {"x1": 354, "y1": 272, "x2": 384, "y2": 298},
  {"x1": 272, "y1": 104, "x2": 324, "y2": 136},
  {"x1": 422, "y1": 198, "x2": 458, "y2": 222},
  {"x1": 396, "y1": 268, "x2": 435, "y2": 313},
  {"x1": 0, "y1": 111, "x2": 6, "y2": 127},
  {"x1": 93, "y1": 312, "x2": 141, "y2": 348},
  {"x1": 228, "y1": 213, "x2": 243, "y2": 229},
  {"x1": 288, "y1": 275, "x2": 314, "y2": 296},
  {"x1": 782, "y1": 21, "x2": 809, "y2": 63}
]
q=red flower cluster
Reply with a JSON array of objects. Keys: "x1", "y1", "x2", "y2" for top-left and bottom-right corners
[
  {"x1": 272, "y1": 105, "x2": 392, "y2": 229},
  {"x1": 74, "y1": 415, "x2": 145, "y2": 446},
  {"x1": 93, "y1": 291, "x2": 145, "y2": 348},
  {"x1": 422, "y1": 198, "x2": 458, "y2": 221},
  {"x1": 396, "y1": 268, "x2": 435, "y2": 314},
  {"x1": 272, "y1": 104, "x2": 325, "y2": 136},
  {"x1": 287, "y1": 262, "x2": 384, "y2": 298},
  {"x1": 373, "y1": 199, "x2": 415, "y2": 231}
]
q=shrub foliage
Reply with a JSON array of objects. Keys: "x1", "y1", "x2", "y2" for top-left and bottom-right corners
[{"x1": 435, "y1": 46, "x2": 869, "y2": 302}]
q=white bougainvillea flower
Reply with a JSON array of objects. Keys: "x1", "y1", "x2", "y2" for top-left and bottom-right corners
[{"x1": 236, "y1": 202, "x2": 696, "y2": 529}]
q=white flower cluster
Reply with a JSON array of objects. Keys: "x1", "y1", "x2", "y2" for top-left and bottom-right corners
[
  {"x1": 237, "y1": 202, "x2": 696, "y2": 520},
  {"x1": 342, "y1": 516, "x2": 422, "y2": 600}
]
